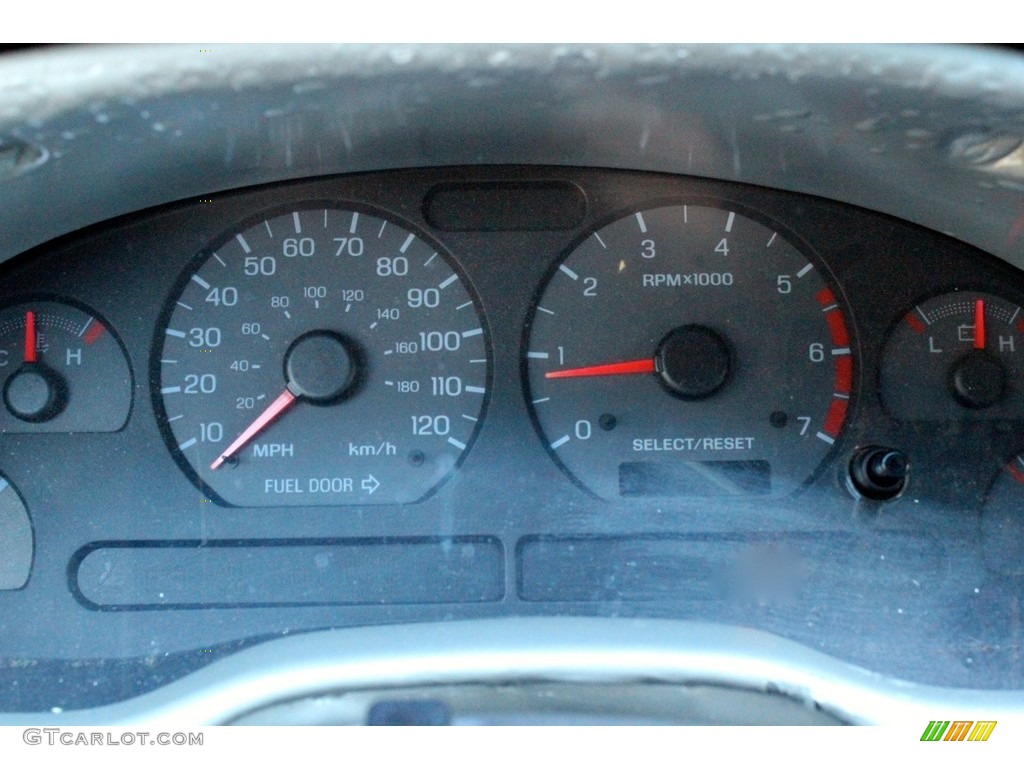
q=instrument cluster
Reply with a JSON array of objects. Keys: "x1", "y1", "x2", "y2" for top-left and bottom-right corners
[{"x1": 2, "y1": 165, "x2": 1023, "y2": 700}]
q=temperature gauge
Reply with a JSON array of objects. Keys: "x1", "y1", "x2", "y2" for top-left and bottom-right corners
[
  {"x1": 0, "y1": 301, "x2": 132, "y2": 432},
  {"x1": 880, "y1": 291, "x2": 1024, "y2": 420}
]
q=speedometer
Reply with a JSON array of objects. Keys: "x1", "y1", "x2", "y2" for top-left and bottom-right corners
[
  {"x1": 154, "y1": 205, "x2": 490, "y2": 506},
  {"x1": 524, "y1": 203, "x2": 855, "y2": 500}
]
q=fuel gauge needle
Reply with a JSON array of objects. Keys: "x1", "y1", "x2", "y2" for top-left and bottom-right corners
[
  {"x1": 545, "y1": 358, "x2": 655, "y2": 379},
  {"x1": 974, "y1": 299, "x2": 986, "y2": 350},
  {"x1": 210, "y1": 388, "x2": 297, "y2": 470}
]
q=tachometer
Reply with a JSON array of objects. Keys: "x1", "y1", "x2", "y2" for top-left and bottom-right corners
[
  {"x1": 154, "y1": 206, "x2": 490, "y2": 506},
  {"x1": 524, "y1": 203, "x2": 855, "y2": 500}
]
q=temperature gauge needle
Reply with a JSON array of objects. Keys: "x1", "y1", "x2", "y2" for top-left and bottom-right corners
[
  {"x1": 24, "y1": 311, "x2": 36, "y2": 363},
  {"x1": 975, "y1": 299, "x2": 986, "y2": 350},
  {"x1": 210, "y1": 388, "x2": 296, "y2": 470},
  {"x1": 545, "y1": 358, "x2": 655, "y2": 379}
]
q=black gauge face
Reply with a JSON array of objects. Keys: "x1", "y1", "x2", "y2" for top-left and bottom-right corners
[
  {"x1": 0, "y1": 301, "x2": 132, "y2": 432},
  {"x1": 155, "y1": 206, "x2": 490, "y2": 506},
  {"x1": 525, "y1": 204, "x2": 855, "y2": 500},
  {"x1": 881, "y1": 291, "x2": 1024, "y2": 419}
]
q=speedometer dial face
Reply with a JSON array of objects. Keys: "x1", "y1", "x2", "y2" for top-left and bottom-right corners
[
  {"x1": 155, "y1": 206, "x2": 490, "y2": 506},
  {"x1": 525, "y1": 204, "x2": 855, "y2": 500}
]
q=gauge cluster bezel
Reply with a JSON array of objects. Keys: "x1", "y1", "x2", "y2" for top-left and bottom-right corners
[{"x1": 1, "y1": 166, "x2": 1024, "y2": 709}]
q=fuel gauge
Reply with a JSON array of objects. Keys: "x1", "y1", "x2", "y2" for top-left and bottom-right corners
[
  {"x1": 881, "y1": 291, "x2": 1024, "y2": 420},
  {"x1": 0, "y1": 301, "x2": 132, "y2": 433}
]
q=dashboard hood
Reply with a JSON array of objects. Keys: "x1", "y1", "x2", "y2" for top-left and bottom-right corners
[{"x1": 1, "y1": 44, "x2": 1024, "y2": 269}]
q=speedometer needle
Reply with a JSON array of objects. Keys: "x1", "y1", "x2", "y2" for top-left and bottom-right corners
[
  {"x1": 210, "y1": 388, "x2": 297, "y2": 470},
  {"x1": 545, "y1": 358, "x2": 656, "y2": 379}
]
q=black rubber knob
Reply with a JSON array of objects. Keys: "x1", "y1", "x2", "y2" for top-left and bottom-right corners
[
  {"x1": 848, "y1": 446, "x2": 909, "y2": 501},
  {"x1": 284, "y1": 331, "x2": 360, "y2": 404},
  {"x1": 655, "y1": 325, "x2": 731, "y2": 400},
  {"x1": 3, "y1": 364, "x2": 68, "y2": 422},
  {"x1": 949, "y1": 349, "x2": 1006, "y2": 409}
]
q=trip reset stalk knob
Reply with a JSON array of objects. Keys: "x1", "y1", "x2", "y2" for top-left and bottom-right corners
[{"x1": 847, "y1": 446, "x2": 909, "y2": 501}]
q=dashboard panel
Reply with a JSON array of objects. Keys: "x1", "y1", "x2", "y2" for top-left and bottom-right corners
[
  {"x1": 1, "y1": 164, "x2": 1024, "y2": 713},
  {"x1": 2, "y1": 44, "x2": 1024, "y2": 725}
]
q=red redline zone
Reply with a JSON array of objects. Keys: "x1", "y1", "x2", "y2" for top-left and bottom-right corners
[
  {"x1": 834, "y1": 356, "x2": 853, "y2": 394},
  {"x1": 822, "y1": 399, "x2": 848, "y2": 437},
  {"x1": 825, "y1": 310, "x2": 849, "y2": 346},
  {"x1": 906, "y1": 313, "x2": 926, "y2": 334},
  {"x1": 815, "y1": 287, "x2": 835, "y2": 307},
  {"x1": 1006, "y1": 460, "x2": 1024, "y2": 484},
  {"x1": 83, "y1": 321, "x2": 105, "y2": 346},
  {"x1": 815, "y1": 286, "x2": 852, "y2": 438}
]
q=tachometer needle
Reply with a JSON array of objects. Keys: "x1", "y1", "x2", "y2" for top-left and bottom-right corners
[
  {"x1": 24, "y1": 310, "x2": 36, "y2": 363},
  {"x1": 974, "y1": 298, "x2": 986, "y2": 350},
  {"x1": 210, "y1": 388, "x2": 297, "y2": 470},
  {"x1": 545, "y1": 358, "x2": 655, "y2": 379}
]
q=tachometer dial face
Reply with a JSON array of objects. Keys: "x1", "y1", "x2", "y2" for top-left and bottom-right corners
[
  {"x1": 155, "y1": 206, "x2": 490, "y2": 506},
  {"x1": 524, "y1": 204, "x2": 855, "y2": 500}
]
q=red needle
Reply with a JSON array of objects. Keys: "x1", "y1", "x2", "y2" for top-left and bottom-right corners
[
  {"x1": 974, "y1": 299, "x2": 986, "y2": 350},
  {"x1": 24, "y1": 311, "x2": 36, "y2": 363},
  {"x1": 545, "y1": 358, "x2": 656, "y2": 379},
  {"x1": 210, "y1": 388, "x2": 297, "y2": 470}
]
